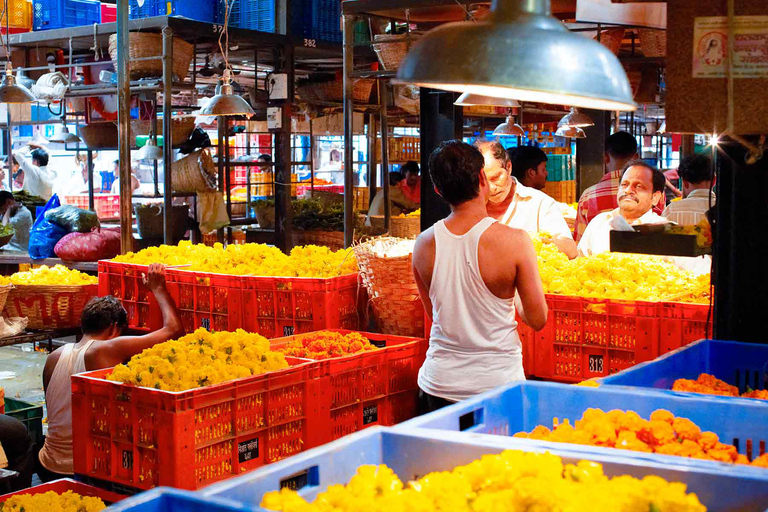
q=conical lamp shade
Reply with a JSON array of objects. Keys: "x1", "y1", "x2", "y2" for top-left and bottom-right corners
[
  {"x1": 558, "y1": 107, "x2": 594, "y2": 128},
  {"x1": 555, "y1": 125, "x2": 586, "y2": 138},
  {"x1": 29, "y1": 131, "x2": 49, "y2": 146},
  {"x1": 0, "y1": 72, "x2": 36, "y2": 103},
  {"x1": 394, "y1": 0, "x2": 635, "y2": 111},
  {"x1": 137, "y1": 139, "x2": 163, "y2": 161},
  {"x1": 454, "y1": 92, "x2": 519, "y2": 108},
  {"x1": 493, "y1": 115, "x2": 525, "y2": 136},
  {"x1": 49, "y1": 124, "x2": 81, "y2": 144},
  {"x1": 199, "y1": 83, "x2": 254, "y2": 117},
  {"x1": 658, "y1": 121, "x2": 666, "y2": 134}
]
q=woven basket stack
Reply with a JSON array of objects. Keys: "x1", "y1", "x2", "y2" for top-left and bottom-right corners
[
  {"x1": 5, "y1": 284, "x2": 98, "y2": 330},
  {"x1": 354, "y1": 237, "x2": 424, "y2": 337}
]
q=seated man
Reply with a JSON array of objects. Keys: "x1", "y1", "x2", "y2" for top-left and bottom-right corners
[
  {"x1": 663, "y1": 154, "x2": 715, "y2": 225},
  {"x1": 37, "y1": 264, "x2": 184, "y2": 482},
  {"x1": 477, "y1": 140, "x2": 577, "y2": 259},
  {"x1": 578, "y1": 160, "x2": 666, "y2": 256},
  {"x1": 367, "y1": 171, "x2": 419, "y2": 219},
  {"x1": 397, "y1": 161, "x2": 421, "y2": 204},
  {"x1": 0, "y1": 191, "x2": 33, "y2": 252},
  {"x1": 412, "y1": 140, "x2": 547, "y2": 413}
]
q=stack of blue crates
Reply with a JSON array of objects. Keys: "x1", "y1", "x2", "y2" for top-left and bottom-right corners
[
  {"x1": 545, "y1": 153, "x2": 575, "y2": 181},
  {"x1": 224, "y1": 0, "x2": 275, "y2": 32},
  {"x1": 128, "y1": 0, "x2": 217, "y2": 24},
  {"x1": 33, "y1": 0, "x2": 100, "y2": 31}
]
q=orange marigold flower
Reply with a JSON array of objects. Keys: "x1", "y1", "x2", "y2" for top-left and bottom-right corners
[
  {"x1": 672, "y1": 417, "x2": 701, "y2": 442},
  {"x1": 615, "y1": 431, "x2": 652, "y2": 453},
  {"x1": 742, "y1": 389, "x2": 768, "y2": 400},
  {"x1": 529, "y1": 425, "x2": 552, "y2": 440},
  {"x1": 735, "y1": 454, "x2": 751, "y2": 465},
  {"x1": 706, "y1": 442, "x2": 737, "y2": 463},
  {"x1": 679, "y1": 439, "x2": 706, "y2": 459},
  {"x1": 752, "y1": 454, "x2": 768, "y2": 468},
  {"x1": 638, "y1": 420, "x2": 676, "y2": 446},
  {"x1": 656, "y1": 442, "x2": 685, "y2": 457},
  {"x1": 649, "y1": 409, "x2": 674, "y2": 425},
  {"x1": 698, "y1": 431, "x2": 719, "y2": 451},
  {"x1": 582, "y1": 421, "x2": 617, "y2": 447}
]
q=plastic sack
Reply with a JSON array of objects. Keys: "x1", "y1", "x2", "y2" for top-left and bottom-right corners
[
  {"x1": 45, "y1": 205, "x2": 100, "y2": 233},
  {"x1": 28, "y1": 194, "x2": 68, "y2": 259},
  {"x1": 54, "y1": 228, "x2": 120, "y2": 262},
  {"x1": 197, "y1": 191, "x2": 230, "y2": 233}
]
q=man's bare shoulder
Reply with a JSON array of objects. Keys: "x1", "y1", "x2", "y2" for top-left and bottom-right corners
[
  {"x1": 484, "y1": 222, "x2": 530, "y2": 250},
  {"x1": 414, "y1": 226, "x2": 435, "y2": 250}
]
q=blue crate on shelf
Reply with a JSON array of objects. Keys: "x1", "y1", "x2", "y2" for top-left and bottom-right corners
[
  {"x1": 33, "y1": 0, "x2": 100, "y2": 31},
  {"x1": 600, "y1": 339, "x2": 768, "y2": 397},
  {"x1": 398, "y1": 381, "x2": 768, "y2": 469},
  {"x1": 223, "y1": 0, "x2": 275, "y2": 32},
  {"x1": 201, "y1": 426, "x2": 768, "y2": 512},
  {"x1": 108, "y1": 488, "x2": 246, "y2": 512},
  {"x1": 312, "y1": 0, "x2": 342, "y2": 43},
  {"x1": 129, "y1": 0, "x2": 217, "y2": 23}
]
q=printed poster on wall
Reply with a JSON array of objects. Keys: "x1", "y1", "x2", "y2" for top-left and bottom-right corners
[{"x1": 693, "y1": 16, "x2": 768, "y2": 78}]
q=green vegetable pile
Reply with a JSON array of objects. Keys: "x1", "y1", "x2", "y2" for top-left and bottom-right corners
[{"x1": 0, "y1": 224, "x2": 15, "y2": 237}]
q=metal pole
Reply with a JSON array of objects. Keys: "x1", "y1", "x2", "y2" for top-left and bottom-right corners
[
  {"x1": 367, "y1": 113, "x2": 377, "y2": 206},
  {"x1": 342, "y1": 14, "x2": 355, "y2": 248},
  {"x1": 217, "y1": 115, "x2": 225, "y2": 243},
  {"x1": 224, "y1": 117, "x2": 233, "y2": 244},
  {"x1": 117, "y1": 0, "x2": 133, "y2": 253},
  {"x1": 162, "y1": 26, "x2": 174, "y2": 244},
  {"x1": 274, "y1": 43, "x2": 294, "y2": 252},
  {"x1": 87, "y1": 150, "x2": 94, "y2": 211},
  {"x1": 379, "y1": 80, "x2": 391, "y2": 232},
  {"x1": 6, "y1": 110, "x2": 13, "y2": 193},
  {"x1": 152, "y1": 95, "x2": 159, "y2": 197}
]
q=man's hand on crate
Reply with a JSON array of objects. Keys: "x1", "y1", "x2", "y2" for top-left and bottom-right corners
[{"x1": 142, "y1": 263, "x2": 168, "y2": 292}]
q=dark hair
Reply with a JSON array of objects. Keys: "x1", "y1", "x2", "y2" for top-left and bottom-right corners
[
  {"x1": 31, "y1": 148, "x2": 49, "y2": 167},
  {"x1": 510, "y1": 146, "x2": 548, "y2": 181},
  {"x1": 81, "y1": 296, "x2": 128, "y2": 335},
  {"x1": 606, "y1": 131, "x2": 638, "y2": 159},
  {"x1": 257, "y1": 154, "x2": 272, "y2": 163},
  {"x1": 678, "y1": 154, "x2": 712, "y2": 185},
  {"x1": 388, "y1": 171, "x2": 404, "y2": 186},
  {"x1": 622, "y1": 160, "x2": 666, "y2": 193},
  {"x1": 401, "y1": 161, "x2": 419, "y2": 176},
  {"x1": 0, "y1": 191, "x2": 13, "y2": 207},
  {"x1": 474, "y1": 139, "x2": 509, "y2": 168},
  {"x1": 5, "y1": 156, "x2": 18, "y2": 167},
  {"x1": 428, "y1": 140, "x2": 484, "y2": 206}
]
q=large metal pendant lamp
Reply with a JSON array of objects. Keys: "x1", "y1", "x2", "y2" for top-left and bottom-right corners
[
  {"x1": 493, "y1": 114, "x2": 525, "y2": 136},
  {"x1": 555, "y1": 125, "x2": 586, "y2": 138},
  {"x1": 49, "y1": 120, "x2": 81, "y2": 144},
  {"x1": 0, "y1": 0, "x2": 35, "y2": 103},
  {"x1": 454, "y1": 92, "x2": 519, "y2": 108},
  {"x1": 558, "y1": 107, "x2": 594, "y2": 128},
  {"x1": 394, "y1": 0, "x2": 636, "y2": 111},
  {"x1": 136, "y1": 133, "x2": 163, "y2": 161}
]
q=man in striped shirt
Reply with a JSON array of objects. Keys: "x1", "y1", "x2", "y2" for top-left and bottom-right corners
[{"x1": 662, "y1": 154, "x2": 715, "y2": 226}]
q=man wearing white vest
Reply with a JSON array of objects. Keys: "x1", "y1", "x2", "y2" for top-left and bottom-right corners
[{"x1": 412, "y1": 140, "x2": 548, "y2": 413}]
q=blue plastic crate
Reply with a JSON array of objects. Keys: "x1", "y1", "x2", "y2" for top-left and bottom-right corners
[
  {"x1": 129, "y1": 0, "x2": 217, "y2": 23},
  {"x1": 224, "y1": 0, "x2": 275, "y2": 32},
  {"x1": 108, "y1": 488, "x2": 246, "y2": 511},
  {"x1": 600, "y1": 339, "x2": 768, "y2": 398},
  {"x1": 201, "y1": 426, "x2": 768, "y2": 512},
  {"x1": 33, "y1": 0, "x2": 100, "y2": 31},
  {"x1": 399, "y1": 381, "x2": 768, "y2": 471},
  {"x1": 312, "y1": 0, "x2": 341, "y2": 43}
]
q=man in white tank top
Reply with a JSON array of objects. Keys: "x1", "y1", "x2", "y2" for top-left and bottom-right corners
[
  {"x1": 36, "y1": 264, "x2": 184, "y2": 482},
  {"x1": 412, "y1": 141, "x2": 548, "y2": 413}
]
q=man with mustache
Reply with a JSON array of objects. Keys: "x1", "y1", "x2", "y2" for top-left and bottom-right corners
[{"x1": 577, "y1": 160, "x2": 666, "y2": 256}]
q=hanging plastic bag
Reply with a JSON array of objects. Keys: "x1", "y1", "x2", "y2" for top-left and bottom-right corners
[
  {"x1": 28, "y1": 194, "x2": 68, "y2": 259},
  {"x1": 45, "y1": 205, "x2": 100, "y2": 233},
  {"x1": 197, "y1": 191, "x2": 230, "y2": 233}
]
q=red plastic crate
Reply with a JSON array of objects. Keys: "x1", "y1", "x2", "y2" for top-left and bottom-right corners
[
  {"x1": 533, "y1": 295, "x2": 659, "y2": 382},
  {"x1": 71, "y1": 359, "x2": 316, "y2": 492},
  {"x1": 0, "y1": 478, "x2": 126, "y2": 504},
  {"x1": 165, "y1": 269, "x2": 246, "y2": 333},
  {"x1": 269, "y1": 330, "x2": 426, "y2": 445},
  {"x1": 296, "y1": 184, "x2": 345, "y2": 196},
  {"x1": 241, "y1": 273, "x2": 360, "y2": 338},
  {"x1": 658, "y1": 302, "x2": 710, "y2": 355},
  {"x1": 63, "y1": 194, "x2": 120, "y2": 220},
  {"x1": 98, "y1": 261, "x2": 163, "y2": 332},
  {"x1": 101, "y1": 2, "x2": 115, "y2": 22}
]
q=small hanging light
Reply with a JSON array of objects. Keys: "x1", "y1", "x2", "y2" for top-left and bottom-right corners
[
  {"x1": 555, "y1": 125, "x2": 586, "y2": 138},
  {"x1": 493, "y1": 114, "x2": 525, "y2": 136},
  {"x1": 557, "y1": 107, "x2": 594, "y2": 128},
  {"x1": 200, "y1": 70, "x2": 255, "y2": 117},
  {"x1": 29, "y1": 130, "x2": 49, "y2": 146},
  {"x1": 454, "y1": 92, "x2": 520, "y2": 108},
  {"x1": 49, "y1": 120, "x2": 81, "y2": 144},
  {"x1": 0, "y1": 66, "x2": 35, "y2": 103},
  {"x1": 136, "y1": 134, "x2": 163, "y2": 161}
]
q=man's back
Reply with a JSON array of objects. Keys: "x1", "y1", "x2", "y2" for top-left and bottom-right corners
[{"x1": 663, "y1": 190, "x2": 715, "y2": 226}]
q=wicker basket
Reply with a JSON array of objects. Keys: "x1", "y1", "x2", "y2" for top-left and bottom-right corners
[
  {"x1": 132, "y1": 117, "x2": 196, "y2": 146},
  {"x1": 108, "y1": 32, "x2": 194, "y2": 80},
  {"x1": 315, "y1": 78, "x2": 375, "y2": 103},
  {"x1": 5, "y1": 284, "x2": 98, "y2": 330},
  {"x1": 80, "y1": 117, "x2": 195, "y2": 150},
  {"x1": 368, "y1": 215, "x2": 421, "y2": 239},
  {"x1": 254, "y1": 204, "x2": 275, "y2": 229},
  {"x1": 172, "y1": 149, "x2": 217, "y2": 193},
  {"x1": 0, "y1": 284, "x2": 13, "y2": 314},
  {"x1": 0, "y1": 234, "x2": 12, "y2": 250},
  {"x1": 372, "y1": 33, "x2": 422, "y2": 71},
  {"x1": 353, "y1": 237, "x2": 424, "y2": 337},
  {"x1": 292, "y1": 229, "x2": 345, "y2": 251},
  {"x1": 595, "y1": 28, "x2": 625, "y2": 56},
  {"x1": 638, "y1": 28, "x2": 666, "y2": 57}
]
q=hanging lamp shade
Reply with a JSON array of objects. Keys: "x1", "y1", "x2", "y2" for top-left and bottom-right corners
[
  {"x1": 200, "y1": 71, "x2": 254, "y2": 117},
  {"x1": 558, "y1": 107, "x2": 594, "y2": 128},
  {"x1": 493, "y1": 115, "x2": 525, "y2": 136},
  {"x1": 137, "y1": 137, "x2": 163, "y2": 161},
  {"x1": 454, "y1": 92, "x2": 519, "y2": 108},
  {"x1": 658, "y1": 121, "x2": 666, "y2": 134},
  {"x1": 0, "y1": 67, "x2": 36, "y2": 103},
  {"x1": 49, "y1": 123, "x2": 81, "y2": 144},
  {"x1": 394, "y1": 0, "x2": 636, "y2": 111},
  {"x1": 555, "y1": 125, "x2": 586, "y2": 138},
  {"x1": 29, "y1": 130, "x2": 49, "y2": 146}
]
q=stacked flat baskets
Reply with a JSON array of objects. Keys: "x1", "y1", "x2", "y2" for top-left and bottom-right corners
[
  {"x1": 369, "y1": 216, "x2": 421, "y2": 239},
  {"x1": 5, "y1": 284, "x2": 98, "y2": 330},
  {"x1": 353, "y1": 237, "x2": 424, "y2": 337},
  {"x1": 0, "y1": 284, "x2": 13, "y2": 315},
  {"x1": 372, "y1": 32, "x2": 423, "y2": 70},
  {"x1": 108, "y1": 32, "x2": 194, "y2": 80}
]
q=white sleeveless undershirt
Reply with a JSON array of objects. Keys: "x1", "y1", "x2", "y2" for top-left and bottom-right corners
[{"x1": 418, "y1": 217, "x2": 525, "y2": 401}]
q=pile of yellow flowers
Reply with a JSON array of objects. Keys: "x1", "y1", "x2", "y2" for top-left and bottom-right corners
[
  {"x1": 532, "y1": 234, "x2": 709, "y2": 303},
  {"x1": 261, "y1": 450, "x2": 705, "y2": 512},
  {"x1": 0, "y1": 491, "x2": 106, "y2": 512},
  {"x1": 8, "y1": 265, "x2": 97, "y2": 286},
  {"x1": 107, "y1": 328, "x2": 289, "y2": 391},
  {"x1": 113, "y1": 242, "x2": 357, "y2": 278},
  {"x1": 394, "y1": 208, "x2": 420, "y2": 219}
]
